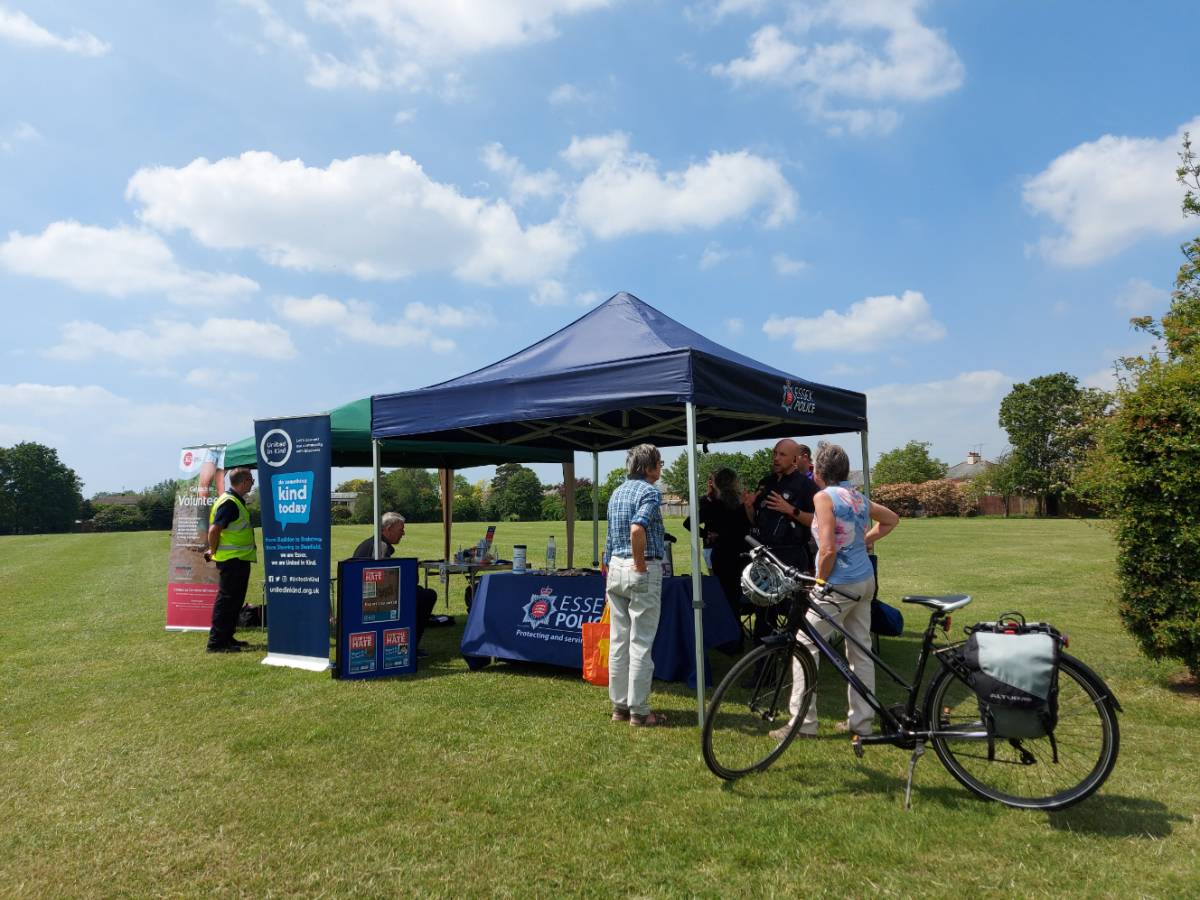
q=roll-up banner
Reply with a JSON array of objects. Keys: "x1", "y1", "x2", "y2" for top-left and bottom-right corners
[
  {"x1": 255, "y1": 415, "x2": 332, "y2": 671},
  {"x1": 166, "y1": 444, "x2": 226, "y2": 631}
]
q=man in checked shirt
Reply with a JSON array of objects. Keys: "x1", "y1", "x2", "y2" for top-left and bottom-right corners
[{"x1": 604, "y1": 443, "x2": 668, "y2": 727}]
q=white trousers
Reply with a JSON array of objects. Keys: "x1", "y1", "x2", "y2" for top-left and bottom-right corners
[
  {"x1": 789, "y1": 574, "x2": 877, "y2": 735},
  {"x1": 605, "y1": 558, "x2": 663, "y2": 716}
]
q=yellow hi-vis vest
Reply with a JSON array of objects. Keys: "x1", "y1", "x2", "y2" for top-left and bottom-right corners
[{"x1": 209, "y1": 491, "x2": 257, "y2": 563}]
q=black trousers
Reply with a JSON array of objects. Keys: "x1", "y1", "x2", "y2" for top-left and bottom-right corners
[
  {"x1": 415, "y1": 586, "x2": 437, "y2": 647},
  {"x1": 209, "y1": 558, "x2": 251, "y2": 648}
]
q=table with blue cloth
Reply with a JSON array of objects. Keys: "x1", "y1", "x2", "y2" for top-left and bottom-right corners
[{"x1": 461, "y1": 573, "x2": 741, "y2": 687}]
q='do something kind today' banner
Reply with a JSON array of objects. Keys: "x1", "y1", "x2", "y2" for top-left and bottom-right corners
[{"x1": 255, "y1": 415, "x2": 332, "y2": 671}]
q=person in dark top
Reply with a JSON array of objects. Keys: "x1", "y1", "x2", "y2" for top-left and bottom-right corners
[
  {"x1": 742, "y1": 440, "x2": 818, "y2": 642},
  {"x1": 746, "y1": 439, "x2": 818, "y2": 571},
  {"x1": 203, "y1": 467, "x2": 257, "y2": 653},
  {"x1": 684, "y1": 467, "x2": 752, "y2": 620},
  {"x1": 352, "y1": 512, "x2": 437, "y2": 657}
]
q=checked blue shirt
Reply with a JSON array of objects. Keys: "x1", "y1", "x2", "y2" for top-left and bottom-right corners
[{"x1": 605, "y1": 477, "x2": 665, "y2": 562}]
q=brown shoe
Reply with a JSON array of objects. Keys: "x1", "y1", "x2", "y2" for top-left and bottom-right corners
[
  {"x1": 630, "y1": 711, "x2": 667, "y2": 727},
  {"x1": 611, "y1": 707, "x2": 631, "y2": 723}
]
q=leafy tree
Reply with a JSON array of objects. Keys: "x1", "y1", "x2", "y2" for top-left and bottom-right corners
[
  {"x1": 136, "y1": 479, "x2": 178, "y2": 530},
  {"x1": 1082, "y1": 134, "x2": 1200, "y2": 678},
  {"x1": 599, "y1": 467, "x2": 627, "y2": 510},
  {"x1": 351, "y1": 468, "x2": 441, "y2": 523},
  {"x1": 0, "y1": 442, "x2": 83, "y2": 534},
  {"x1": 969, "y1": 451, "x2": 1022, "y2": 516},
  {"x1": 495, "y1": 468, "x2": 542, "y2": 521},
  {"x1": 998, "y1": 373, "x2": 1110, "y2": 515},
  {"x1": 872, "y1": 441, "x2": 948, "y2": 486},
  {"x1": 451, "y1": 474, "x2": 483, "y2": 521},
  {"x1": 93, "y1": 504, "x2": 149, "y2": 532},
  {"x1": 743, "y1": 447, "x2": 774, "y2": 491},
  {"x1": 334, "y1": 477, "x2": 371, "y2": 494},
  {"x1": 661, "y1": 450, "x2": 751, "y2": 501},
  {"x1": 541, "y1": 493, "x2": 565, "y2": 521}
]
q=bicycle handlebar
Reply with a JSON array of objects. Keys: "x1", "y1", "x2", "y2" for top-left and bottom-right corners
[{"x1": 743, "y1": 535, "x2": 858, "y2": 602}]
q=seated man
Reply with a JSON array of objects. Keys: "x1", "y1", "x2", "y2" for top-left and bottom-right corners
[{"x1": 352, "y1": 512, "x2": 438, "y2": 657}]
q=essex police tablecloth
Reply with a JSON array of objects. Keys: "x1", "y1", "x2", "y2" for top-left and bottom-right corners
[{"x1": 460, "y1": 573, "x2": 740, "y2": 685}]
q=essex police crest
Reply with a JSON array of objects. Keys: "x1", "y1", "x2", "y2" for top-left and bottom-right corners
[
  {"x1": 522, "y1": 586, "x2": 557, "y2": 630},
  {"x1": 781, "y1": 380, "x2": 816, "y2": 415}
]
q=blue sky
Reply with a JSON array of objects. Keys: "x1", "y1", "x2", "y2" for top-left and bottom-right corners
[{"x1": 1, "y1": 1, "x2": 1196, "y2": 494}]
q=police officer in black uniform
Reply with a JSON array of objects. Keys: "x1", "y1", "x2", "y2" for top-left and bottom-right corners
[{"x1": 745, "y1": 440, "x2": 817, "y2": 639}]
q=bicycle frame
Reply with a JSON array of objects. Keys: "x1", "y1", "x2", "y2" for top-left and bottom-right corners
[{"x1": 750, "y1": 540, "x2": 989, "y2": 744}]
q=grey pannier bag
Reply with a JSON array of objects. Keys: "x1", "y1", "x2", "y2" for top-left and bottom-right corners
[{"x1": 955, "y1": 615, "x2": 1063, "y2": 740}]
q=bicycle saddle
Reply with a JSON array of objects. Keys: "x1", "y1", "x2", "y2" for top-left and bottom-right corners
[{"x1": 901, "y1": 594, "x2": 971, "y2": 612}]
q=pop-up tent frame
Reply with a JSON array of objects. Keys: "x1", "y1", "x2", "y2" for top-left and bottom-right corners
[
  {"x1": 222, "y1": 396, "x2": 573, "y2": 563},
  {"x1": 371, "y1": 292, "x2": 870, "y2": 723}
]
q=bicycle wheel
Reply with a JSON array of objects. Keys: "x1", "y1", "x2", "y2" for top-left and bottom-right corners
[
  {"x1": 702, "y1": 640, "x2": 816, "y2": 780},
  {"x1": 925, "y1": 653, "x2": 1119, "y2": 811}
]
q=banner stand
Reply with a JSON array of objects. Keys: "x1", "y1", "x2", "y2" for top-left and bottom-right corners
[
  {"x1": 166, "y1": 443, "x2": 226, "y2": 631},
  {"x1": 255, "y1": 414, "x2": 333, "y2": 673}
]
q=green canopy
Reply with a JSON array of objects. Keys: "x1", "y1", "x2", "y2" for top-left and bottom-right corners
[{"x1": 222, "y1": 397, "x2": 572, "y2": 469}]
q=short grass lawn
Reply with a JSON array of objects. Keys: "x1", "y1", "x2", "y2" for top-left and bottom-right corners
[{"x1": 1, "y1": 518, "x2": 1197, "y2": 896}]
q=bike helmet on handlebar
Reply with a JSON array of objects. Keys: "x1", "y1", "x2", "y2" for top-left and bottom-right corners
[{"x1": 741, "y1": 556, "x2": 795, "y2": 607}]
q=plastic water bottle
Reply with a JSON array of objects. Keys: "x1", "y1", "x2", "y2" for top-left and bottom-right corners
[{"x1": 546, "y1": 535, "x2": 556, "y2": 572}]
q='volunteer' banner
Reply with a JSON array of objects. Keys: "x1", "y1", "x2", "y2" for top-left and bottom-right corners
[
  {"x1": 166, "y1": 444, "x2": 225, "y2": 630},
  {"x1": 255, "y1": 415, "x2": 332, "y2": 671}
]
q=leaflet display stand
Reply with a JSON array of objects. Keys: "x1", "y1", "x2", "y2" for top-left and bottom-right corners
[{"x1": 334, "y1": 557, "x2": 418, "y2": 680}]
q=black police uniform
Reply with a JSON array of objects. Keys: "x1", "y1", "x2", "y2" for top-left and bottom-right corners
[{"x1": 752, "y1": 469, "x2": 818, "y2": 572}]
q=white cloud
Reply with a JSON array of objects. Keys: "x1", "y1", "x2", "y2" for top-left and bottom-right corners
[
  {"x1": 1024, "y1": 117, "x2": 1200, "y2": 266},
  {"x1": 0, "y1": 7, "x2": 109, "y2": 56},
  {"x1": 708, "y1": 0, "x2": 773, "y2": 20},
  {"x1": 1113, "y1": 277, "x2": 1169, "y2": 314},
  {"x1": 393, "y1": 108, "x2": 416, "y2": 125},
  {"x1": 700, "y1": 242, "x2": 730, "y2": 270},
  {"x1": 725, "y1": 317, "x2": 745, "y2": 333},
  {"x1": 711, "y1": 1, "x2": 963, "y2": 133},
  {"x1": 772, "y1": 252, "x2": 808, "y2": 275},
  {"x1": 1, "y1": 120, "x2": 41, "y2": 152},
  {"x1": 0, "y1": 382, "x2": 249, "y2": 492},
  {"x1": 570, "y1": 143, "x2": 796, "y2": 239},
  {"x1": 575, "y1": 289, "x2": 603, "y2": 306},
  {"x1": 185, "y1": 367, "x2": 259, "y2": 388},
  {"x1": 562, "y1": 131, "x2": 630, "y2": 169},
  {"x1": 126, "y1": 150, "x2": 580, "y2": 287},
  {"x1": 0, "y1": 221, "x2": 259, "y2": 304},
  {"x1": 272, "y1": 294, "x2": 463, "y2": 352},
  {"x1": 864, "y1": 370, "x2": 1013, "y2": 467},
  {"x1": 47, "y1": 317, "x2": 296, "y2": 363},
  {"x1": 548, "y1": 82, "x2": 601, "y2": 106},
  {"x1": 763, "y1": 289, "x2": 945, "y2": 352},
  {"x1": 480, "y1": 142, "x2": 562, "y2": 205},
  {"x1": 241, "y1": 0, "x2": 615, "y2": 91},
  {"x1": 530, "y1": 280, "x2": 568, "y2": 306}
]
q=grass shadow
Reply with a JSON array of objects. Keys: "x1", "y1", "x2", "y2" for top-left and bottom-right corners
[{"x1": 1047, "y1": 794, "x2": 1187, "y2": 838}]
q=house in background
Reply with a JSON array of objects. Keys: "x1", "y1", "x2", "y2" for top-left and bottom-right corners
[{"x1": 946, "y1": 450, "x2": 993, "y2": 482}]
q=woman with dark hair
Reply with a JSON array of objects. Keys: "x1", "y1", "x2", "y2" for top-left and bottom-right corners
[{"x1": 685, "y1": 467, "x2": 752, "y2": 621}]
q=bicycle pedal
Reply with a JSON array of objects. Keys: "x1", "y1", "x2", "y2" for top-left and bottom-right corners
[{"x1": 851, "y1": 735, "x2": 865, "y2": 759}]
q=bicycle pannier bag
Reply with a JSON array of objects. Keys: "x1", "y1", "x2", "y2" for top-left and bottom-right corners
[{"x1": 958, "y1": 621, "x2": 1061, "y2": 739}]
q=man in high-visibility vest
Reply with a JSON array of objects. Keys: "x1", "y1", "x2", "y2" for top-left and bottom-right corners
[{"x1": 203, "y1": 467, "x2": 257, "y2": 653}]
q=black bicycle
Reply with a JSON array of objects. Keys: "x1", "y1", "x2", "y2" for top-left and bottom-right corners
[{"x1": 701, "y1": 540, "x2": 1121, "y2": 811}]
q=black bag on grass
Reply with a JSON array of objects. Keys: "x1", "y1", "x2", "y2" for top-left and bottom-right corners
[
  {"x1": 238, "y1": 603, "x2": 266, "y2": 628},
  {"x1": 955, "y1": 614, "x2": 1062, "y2": 739}
]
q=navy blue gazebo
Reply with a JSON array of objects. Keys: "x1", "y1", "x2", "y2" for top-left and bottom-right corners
[{"x1": 371, "y1": 292, "x2": 869, "y2": 722}]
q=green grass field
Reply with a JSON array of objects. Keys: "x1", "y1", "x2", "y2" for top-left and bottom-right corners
[{"x1": 2, "y1": 519, "x2": 1197, "y2": 897}]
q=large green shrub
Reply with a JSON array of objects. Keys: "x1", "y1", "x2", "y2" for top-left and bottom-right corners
[
  {"x1": 1089, "y1": 357, "x2": 1200, "y2": 677},
  {"x1": 1081, "y1": 132, "x2": 1200, "y2": 678}
]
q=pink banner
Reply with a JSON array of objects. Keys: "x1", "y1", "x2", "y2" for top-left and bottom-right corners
[{"x1": 165, "y1": 445, "x2": 224, "y2": 631}]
